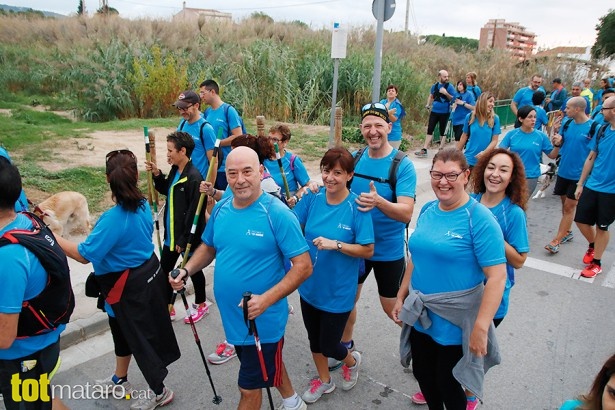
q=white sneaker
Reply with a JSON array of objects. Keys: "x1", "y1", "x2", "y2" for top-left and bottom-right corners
[
  {"x1": 130, "y1": 387, "x2": 174, "y2": 410},
  {"x1": 207, "y1": 341, "x2": 237, "y2": 364},
  {"x1": 341, "y1": 351, "x2": 362, "y2": 391},
  {"x1": 328, "y1": 340, "x2": 355, "y2": 371},
  {"x1": 94, "y1": 374, "x2": 134, "y2": 398},
  {"x1": 277, "y1": 396, "x2": 307, "y2": 410},
  {"x1": 301, "y1": 377, "x2": 335, "y2": 403}
]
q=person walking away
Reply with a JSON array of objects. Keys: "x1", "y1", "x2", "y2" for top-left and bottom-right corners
[{"x1": 57, "y1": 150, "x2": 180, "y2": 410}]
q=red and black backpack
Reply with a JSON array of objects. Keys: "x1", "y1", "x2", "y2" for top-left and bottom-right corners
[{"x1": 0, "y1": 212, "x2": 75, "y2": 338}]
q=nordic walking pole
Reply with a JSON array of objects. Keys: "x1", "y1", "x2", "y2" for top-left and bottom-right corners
[
  {"x1": 273, "y1": 142, "x2": 291, "y2": 200},
  {"x1": 144, "y1": 127, "x2": 162, "y2": 254},
  {"x1": 169, "y1": 135, "x2": 222, "y2": 308},
  {"x1": 243, "y1": 292, "x2": 275, "y2": 410},
  {"x1": 170, "y1": 268, "x2": 222, "y2": 405}
]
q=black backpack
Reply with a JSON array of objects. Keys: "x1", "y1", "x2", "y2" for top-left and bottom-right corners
[
  {"x1": 432, "y1": 82, "x2": 451, "y2": 103},
  {"x1": 0, "y1": 212, "x2": 75, "y2": 338},
  {"x1": 560, "y1": 118, "x2": 601, "y2": 146},
  {"x1": 353, "y1": 147, "x2": 410, "y2": 203}
]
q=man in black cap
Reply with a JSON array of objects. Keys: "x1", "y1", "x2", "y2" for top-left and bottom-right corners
[{"x1": 545, "y1": 78, "x2": 567, "y2": 112}]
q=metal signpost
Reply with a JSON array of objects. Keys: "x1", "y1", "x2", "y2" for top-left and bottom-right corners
[
  {"x1": 329, "y1": 22, "x2": 348, "y2": 147},
  {"x1": 371, "y1": 0, "x2": 396, "y2": 102}
]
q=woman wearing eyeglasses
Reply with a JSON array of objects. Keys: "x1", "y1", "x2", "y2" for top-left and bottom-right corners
[
  {"x1": 498, "y1": 105, "x2": 562, "y2": 195},
  {"x1": 393, "y1": 148, "x2": 506, "y2": 410},
  {"x1": 57, "y1": 149, "x2": 179, "y2": 410}
]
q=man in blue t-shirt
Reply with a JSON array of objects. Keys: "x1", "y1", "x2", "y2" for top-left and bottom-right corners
[
  {"x1": 574, "y1": 96, "x2": 615, "y2": 279},
  {"x1": 328, "y1": 102, "x2": 417, "y2": 370},
  {"x1": 171, "y1": 147, "x2": 312, "y2": 410},
  {"x1": 0, "y1": 158, "x2": 67, "y2": 409},
  {"x1": 415, "y1": 70, "x2": 456, "y2": 157},
  {"x1": 545, "y1": 78, "x2": 567, "y2": 112},
  {"x1": 174, "y1": 90, "x2": 216, "y2": 179},
  {"x1": 199, "y1": 79, "x2": 244, "y2": 190},
  {"x1": 545, "y1": 97, "x2": 593, "y2": 255},
  {"x1": 510, "y1": 74, "x2": 545, "y2": 116}
]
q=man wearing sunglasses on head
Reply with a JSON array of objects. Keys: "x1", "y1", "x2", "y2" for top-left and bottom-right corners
[
  {"x1": 327, "y1": 102, "x2": 417, "y2": 371},
  {"x1": 174, "y1": 90, "x2": 216, "y2": 180}
]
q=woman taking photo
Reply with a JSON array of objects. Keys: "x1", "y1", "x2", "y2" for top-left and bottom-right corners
[
  {"x1": 292, "y1": 147, "x2": 374, "y2": 404},
  {"x1": 57, "y1": 149, "x2": 180, "y2": 410},
  {"x1": 451, "y1": 80, "x2": 475, "y2": 142},
  {"x1": 393, "y1": 148, "x2": 506, "y2": 410},
  {"x1": 456, "y1": 91, "x2": 501, "y2": 169},
  {"x1": 499, "y1": 105, "x2": 562, "y2": 195}
]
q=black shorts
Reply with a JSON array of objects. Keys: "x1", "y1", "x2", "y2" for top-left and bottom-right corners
[
  {"x1": 553, "y1": 175, "x2": 578, "y2": 200},
  {"x1": 0, "y1": 340, "x2": 61, "y2": 410},
  {"x1": 109, "y1": 315, "x2": 132, "y2": 357},
  {"x1": 358, "y1": 257, "x2": 405, "y2": 298},
  {"x1": 574, "y1": 187, "x2": 615, "y2": 231},
  {"x1": 427, "y1": 112, "x2": 450, "y2": 136},
  {"x1": 453, "y1": 124, "x2": 464, "y2": 141},
  {"x1": 235, "y1": 338, "x2": 284, "y2": 390}
]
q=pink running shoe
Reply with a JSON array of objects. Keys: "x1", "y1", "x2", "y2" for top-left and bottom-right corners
[
  {"x1": 184, "y1": 303, "x2": 209, "y2": 324},
  {"x1": 411, "y1": 391, "x2": 427, "y2": 405}
]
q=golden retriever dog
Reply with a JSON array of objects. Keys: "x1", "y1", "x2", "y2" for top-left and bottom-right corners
[{"x1": 34, "y1": 191, "x2": 91, "y2": 237}]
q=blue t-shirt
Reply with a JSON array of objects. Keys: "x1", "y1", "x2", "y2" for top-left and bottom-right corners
[
  {"x1": 263, "y1": 151, "x2": 311, "y2": 195},
  {"x1": 513, "y1": 86, "x2": 546, "y2": 110},
  {"x1": 0, "y1": 214, "x2": 65, "y2": 360},
  {"x1": 472, "y1": 194, "x2": 529, "y2": 319},
  {"x1": 499, "y1": 128, "x2": 554, "y2": 178},
  {"x1": 177, "y1": 118, "x2": 215, "y2": 179},
  {"x1": 203, "y1": 193, "x2": 309, "y2": 345},
  {"x1": 451, "y1": 91, "x2": 475, "y2": 126},
  {"x1": 467, "y1": 85, "x2": 482, "y2": 100},
  {"x1": 409, "y1": 198, "x2": 506, "y2": 345},
  {"x1": 351, "y1": 149, "x2": 416, "y2": 261},
  {"x1": 559, "y1": 399, "x2": 582, "y2": 410},
  {"x1": 534, "y1": 105, "x2": 549, "y2": 131},
  {"x1": 293, "y1": 188, "x2": 374, "y2": 313},
  {"x1": 462, "y1": 114, "x2": 501, "y2": 166},
  {"x1": 431, "y1": 82, "x2": 456, "y2": 114},
  {"x1": 586, "y1": 125, "x2": 615, "y2": 193},
  {"x1": 203, "y1": 103, "x2": 243, "y2": 172},
  {"x1": 558, "y1": 119, "x2": 594, "y2": 180},
  {"x1": 380, "y1": 98, "x2": 405, "y2": 142}
]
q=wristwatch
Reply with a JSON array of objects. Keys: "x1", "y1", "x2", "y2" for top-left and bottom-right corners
[{"x1": 336, "y1": 240, "x2": 342, "y2": 251}]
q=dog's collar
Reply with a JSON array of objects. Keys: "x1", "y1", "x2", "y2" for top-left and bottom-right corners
[{"x1": 33, "y1": 205, "x2": 49, "y2": 218}]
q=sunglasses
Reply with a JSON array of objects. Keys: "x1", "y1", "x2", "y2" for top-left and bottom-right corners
[
  {"x1": 361, "y1": 102, "x2": 387, "y2": 113},
  {"x1": 106, "y1": 149, "x2": 136, "y2": 163}
]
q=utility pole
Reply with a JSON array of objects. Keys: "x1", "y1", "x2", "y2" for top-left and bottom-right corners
[{"x1": 404, "y1": 0, "x2": 409, "y2": 35}]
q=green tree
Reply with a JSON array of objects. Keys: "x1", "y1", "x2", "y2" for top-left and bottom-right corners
[
  {"x1": 592, "y1": 9, "x2": 615, "y2": 59},
  {"x1": 77, "y1": 0, "x2": 85, "y2": 15}
]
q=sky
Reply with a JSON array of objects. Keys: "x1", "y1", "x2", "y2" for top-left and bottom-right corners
[{"x1": 6, "y1": 0, "x2": 614, "y2": 50}]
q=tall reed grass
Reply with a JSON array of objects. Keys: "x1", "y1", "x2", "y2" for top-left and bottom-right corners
[{"x1": 0, "y1": 13, "x2": 604, "y2": 131}]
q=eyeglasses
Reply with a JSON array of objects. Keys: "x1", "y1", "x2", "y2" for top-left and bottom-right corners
[
  {"x1": 177, "y1": 103, "x2": 195, "y2": 112},
  {"x1": 429, "y1": 170, "x2": 466, "y2": 182},
  {"x1": 268, "y1": 136, "x2": 281, "y2": 143},
  {"x1": 106, "y1": 149, "x2": 136, "y2": 163},
  {"x1": 361, "y1": 102, "x2": 387, "y2": 112},
  {"x1": 601, "y1": 106, "x2": 615, "y2": 112}
]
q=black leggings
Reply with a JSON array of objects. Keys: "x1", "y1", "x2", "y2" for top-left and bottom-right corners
[
  {"x1": 160, "y1": 245, "x2": 206, "y2": 304},
  {"x1": 410, "y1": 327, "x2": 466, "y2": 410},
  {"x1": 300, "y1": 298, "x2": 351, "y2": 361}
]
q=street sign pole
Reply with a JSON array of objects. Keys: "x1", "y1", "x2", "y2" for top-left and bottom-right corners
[
  {"x1": 372, "y1": 0, "x2": 385, "y2": 102},
  {"x1": 329, "y1": 22, "x2": 348, "y2": 147}
]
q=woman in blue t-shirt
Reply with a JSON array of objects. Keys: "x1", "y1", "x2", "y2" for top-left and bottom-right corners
[
  {"x1": 57, "y1": 150, "x2": 179, "y2": 407},
  {"x1": 380, "y1": 84, "x2": 406, "y2": 148},
  {"x1": 451, "y1": 80, "x2": 475, "y2": 141},
  {"x1": 499, "y1": 105, "x2": 562, "y2": 195},
  {"x1": 393, "y1": 148, "x2": 506, "y2": 409},
  {"x1": 457, "y1": 91, "x2": 501, "y2": 168},
  {"x1": 293, "y1": 147, "x2": 374, "y2": 404}
]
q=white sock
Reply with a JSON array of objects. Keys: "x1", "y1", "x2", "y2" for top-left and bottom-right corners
[{"x1": 282, "y1": 392, "x2": 299, "y2": 407}]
